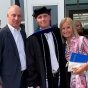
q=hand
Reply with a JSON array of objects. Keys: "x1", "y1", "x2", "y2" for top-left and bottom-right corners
[
  {"x1": 0, "y1": 85, "x2": 2, "y2": 88},
  {"x1": 36, "y1": 86, "x2": 40, "y2": 88},
  {"x1": 72, "y1": 67, "x2": 83, "y2": 74},
  {"x1": 72, "y1": 62, "x2": 88, "y2": 74}
]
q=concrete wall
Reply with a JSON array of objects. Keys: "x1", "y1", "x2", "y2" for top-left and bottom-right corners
[{"x1": 0, "y1": 0, "x2": 11, "y2": 28}]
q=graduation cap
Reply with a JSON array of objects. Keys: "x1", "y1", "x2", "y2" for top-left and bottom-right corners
[{"x1": 32, "y1": 6, "x2": 51, "y2": 18}]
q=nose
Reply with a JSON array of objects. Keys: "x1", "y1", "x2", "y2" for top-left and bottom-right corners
[
  {"x1": 15, "y1": 16, "x2": 19, "y2": 20},
  {"x1": 41, "y1": 17, "x2": 45, "y2": 20}
]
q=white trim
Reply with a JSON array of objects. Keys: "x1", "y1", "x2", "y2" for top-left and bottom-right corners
[{"x1": 24, "y1": 0, "x2": 29, "y2": 36}]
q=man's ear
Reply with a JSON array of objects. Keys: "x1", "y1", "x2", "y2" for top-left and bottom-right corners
[{"x1": 7, "y1": 14, "x2": 9, "y2": 18}]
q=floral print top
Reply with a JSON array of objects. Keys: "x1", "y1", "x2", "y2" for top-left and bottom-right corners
[{"x1": 65, "y1": 36, "x2": 88, "y2": 88}]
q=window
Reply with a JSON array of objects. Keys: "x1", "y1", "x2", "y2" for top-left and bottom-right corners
[
  {"x1": 15, "y1": 0, "x2": 24, "y2": 21},
  {"x1": 15, "y1": 0, "x2": 25, "y2": 30}
]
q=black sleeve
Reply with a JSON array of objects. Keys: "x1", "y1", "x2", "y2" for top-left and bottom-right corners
[
  {"x1": 0, "y1": 34, "x2": 2, "y2": 64},
  {"x1": 0, "y1": 31, "x2": 4, "y2": 77},
  {"x1": 0, "y1": 32, "x2": 3, "y2": 67},
  {"x1": 26, "y1": 37, "x2": 39, "y2": 87}
]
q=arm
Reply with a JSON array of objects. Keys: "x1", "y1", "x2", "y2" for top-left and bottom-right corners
[
  {"x1": 0, "y1": 33, "x2": 2, "y2": 65},
  {"x1": 26, "y1": 37, "x2": 40, "y2": 88},
  {"x1": 82, "y1": 37, "x2": 88, "y2": 53},
  {"x1": 72, "y1": 37, "x2": 88, "y2": 74},
  {"x1": 0, "y1": 32, "x2": 3, "y2": 87}
]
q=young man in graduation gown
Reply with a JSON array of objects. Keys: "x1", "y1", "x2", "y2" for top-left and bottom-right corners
[{"x1": 26, "y1": 6, "x2": 68, "y2": 88}]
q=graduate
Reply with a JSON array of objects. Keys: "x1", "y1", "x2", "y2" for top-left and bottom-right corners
[{"x1": 26, "y1": 6, "x2": 68, "y2": 88}]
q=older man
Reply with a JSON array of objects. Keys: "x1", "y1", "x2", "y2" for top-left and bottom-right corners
[{"x1": 0, "y1": 5, "x2": 27, "y2": 88}]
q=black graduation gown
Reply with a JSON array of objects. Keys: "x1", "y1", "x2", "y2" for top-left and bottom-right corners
[{"x1": 26, "y1": 27, "x2": 68, "y2": 88}]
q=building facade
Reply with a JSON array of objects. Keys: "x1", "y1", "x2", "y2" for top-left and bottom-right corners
[
  {"x1": 0, "y1": 0, "x2": 64, "y2": 36},
  {"x1": 0, "y1": 0, "x2": 88, "y2": 36}
]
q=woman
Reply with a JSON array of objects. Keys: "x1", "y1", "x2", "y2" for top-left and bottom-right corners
[{"x1": 60, "y1": 17, "x2": 88, "y2": 88}]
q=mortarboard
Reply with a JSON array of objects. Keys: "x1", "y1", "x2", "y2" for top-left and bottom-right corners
[{"x1": 32, "y1": 6, "x2": 51, "y2": 18}]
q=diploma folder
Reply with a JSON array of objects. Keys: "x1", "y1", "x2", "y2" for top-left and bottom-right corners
[
  {"x1": 68, "y1": 53, "x2": 88, "y2": 72},
  {"x1": 70, "y1": 53, "x2": 88, "y2": 63}
]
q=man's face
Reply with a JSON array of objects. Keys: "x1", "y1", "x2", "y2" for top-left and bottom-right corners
[
  {"x1": 75, "y1": 22, "x2": 83, "y2": 33},
  {"x1": 7, "y1": 7, "x2": 22, "y2": 29},
  {"x1": 35, "y1": 13, "x2": 51, "y2": 30}
]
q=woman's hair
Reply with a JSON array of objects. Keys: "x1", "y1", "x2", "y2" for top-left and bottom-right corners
[{"x1": 59, "y1": 17, "x2": 78, "y2": 43}]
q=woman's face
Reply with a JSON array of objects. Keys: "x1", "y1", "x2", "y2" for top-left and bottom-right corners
[{"x1": 61, "y1": 22, "x2": 73, "y2": 40}]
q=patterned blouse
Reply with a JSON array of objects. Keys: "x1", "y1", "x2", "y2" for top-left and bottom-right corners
[{"x1": 65, "y1": 36, "x2": 88, "y2": 88}]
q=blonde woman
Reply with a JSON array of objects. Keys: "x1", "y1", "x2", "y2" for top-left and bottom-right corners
[{"x1": 60, "y1": 17, "x2": 88, "y2": 88}]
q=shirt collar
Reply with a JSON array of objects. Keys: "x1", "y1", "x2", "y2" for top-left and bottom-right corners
[{"x1": 8, "y1": 24, "x2": 21, "y2": 34}]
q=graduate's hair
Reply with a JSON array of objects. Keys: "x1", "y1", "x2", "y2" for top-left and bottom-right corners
[{"x1": 59, "y1": 17, "x2": 79, "y2": 43}]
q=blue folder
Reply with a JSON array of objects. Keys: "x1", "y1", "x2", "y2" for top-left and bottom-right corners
[{"x1": 70, "y1": 53, "x2": 88, "y2": 63}]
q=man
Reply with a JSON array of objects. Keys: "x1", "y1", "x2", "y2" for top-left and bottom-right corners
[
  {"x1": 75, "y1": 21, "x2": 84, "y2": 36},
  {"x1": 26, "y1": 6, "x2": 68, "y2": 88},
  {"x1": 0, "y1": 5, "x2": 27, "y2": 88}
]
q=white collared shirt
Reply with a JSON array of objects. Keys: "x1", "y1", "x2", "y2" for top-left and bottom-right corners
[
  {"x1": 8, "y1": 24, "x2": 26, "y2": 71},
  {"x1": 44, "y1": 32, "x2": 59, "y2": 73}
]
